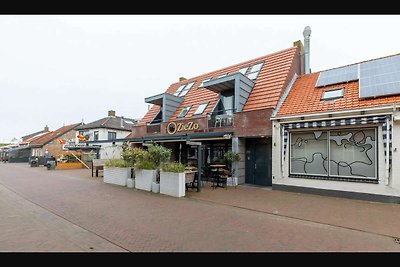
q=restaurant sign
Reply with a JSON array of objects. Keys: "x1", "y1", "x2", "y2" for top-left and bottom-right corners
[{"x1": 167, "y1": 121, "x2": 199, "y2": 135}]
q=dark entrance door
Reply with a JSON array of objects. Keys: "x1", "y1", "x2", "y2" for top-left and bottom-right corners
[{"x1": 245, "y1": 138, "x2": 272, "y2": 186}]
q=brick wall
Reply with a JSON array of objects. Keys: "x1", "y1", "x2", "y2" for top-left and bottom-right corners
[
  {"x1": 234, "y1": 109, "x2": 273, "y2": 137},
  {"x1": 43, "y1": 130, "x2": 77, "y2": 158}
]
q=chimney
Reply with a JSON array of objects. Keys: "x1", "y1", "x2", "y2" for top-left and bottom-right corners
[
  {"x1": 303, "y1": 26, "x2": 312, "y2": 74},
  {"x1": 108, "y1": 110, "x2": 116, "y2": 117},
  {"x1": 120, "y1": 116, "x2": 124, "y2": 128},
  {"x1": 44, "y1": 125, "x2": 49, "y2": 132},
  {"x1": 293, "y1": 40, "x2": 305, "y2": 75},
  {"x1": 179, "y1": 77, "x2": 186, "y2": 82}
]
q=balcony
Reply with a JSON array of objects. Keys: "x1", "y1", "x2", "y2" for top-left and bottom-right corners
[{"x1": 208, "y1": 109, "x2": 234, "y2": 128}]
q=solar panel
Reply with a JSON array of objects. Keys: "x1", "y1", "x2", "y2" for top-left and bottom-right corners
[
  {"x1": 359, "y1": 55, "x2": 400, "y2": 98},
  {"x1": 316, "y1": 64, "x2": 359, "y2": 87}
]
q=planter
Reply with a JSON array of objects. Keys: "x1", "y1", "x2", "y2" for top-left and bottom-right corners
[
  {"x1": 103, "y1": 166, "x2": 130, "y2": 186},
  {"x1": 227, "y1": 177, "x2": 238, "y2": 187},
  {"x1": 151, "y1": 182, "x2": 160, "y2": 193},
  {"x1": 135, "y1": 169, "x2": 157, "y2": 192},
  {"x1": 160, "y1": 171, "x2": 185, "y2": 198},
  {"x1": 127, "y1": 178, "x2": 135, "y2": 188}
]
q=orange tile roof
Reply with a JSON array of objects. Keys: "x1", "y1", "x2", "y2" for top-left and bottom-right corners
[
  {"x1": 30, "y1": 123, "x2": 81, "y2": 146},
  {"x1": 138, "y1": 46, "x2": 299, "y2": 125},
  {"x1": 277, "y1": 72, "x2": 400, "y2": 117}
]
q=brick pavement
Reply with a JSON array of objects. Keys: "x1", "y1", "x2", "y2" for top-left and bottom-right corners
[{"x1": 0, "y1": 163, "x2": 399, "y2": 252}]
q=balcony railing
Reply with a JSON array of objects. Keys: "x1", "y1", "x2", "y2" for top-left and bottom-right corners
[
  {"x1": 207, "y1": 109, "x2": 234, "y2": 128},
  {"x1": 147, "y1": 123, "x2": 161, "y2": 134}
]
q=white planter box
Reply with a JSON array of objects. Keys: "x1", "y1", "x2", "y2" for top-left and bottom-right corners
[
  {"x1": 127, "y1": 178, "x2": 135, "y2": 188},
  {"x1": 151, "y1": 182, "x2": 160, "y2": 193},
  {"x1": 227, "y1": 177, "x2": 238, "y2": 187},
  {"x1": 135, "y1": 169, "x2": 156, "y2": 192},
  {"x1": 103, "y1": 167, "x2": 130, "y2": 186},
  {"x1": 160, "y1": 171, "x2": 185, "y2": 198}
]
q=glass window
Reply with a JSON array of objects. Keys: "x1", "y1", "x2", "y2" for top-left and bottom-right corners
[
  {"x1": 193, "y1": 103, "x2": 208, "y2": 115},
  {"x1": 290, "y1": 128, "x2": 377, "y2": 180},
  {"x1": 178, "y1": 81, "x2": 195, "y2": 97},
  {"x1": 177, "y1": 106, "x2": 191, "y2": 118},
  {"x1": 247, "y1": 62, "x2": 264, "y2": 80},
  {"x1": 174, "y1": 84, "x2": 186, "y2": 96},
  {"x1": 107, "y1": 131, "x2": 116, "y2": 140},
  {"x1": 329, "y1": 129, "x2": 376, "y2": 178},
  {"x1": 322, "y1": 88, "x2": 344, "y2": 100},
  {"x1": 199, "y1": 78, "x2": 211, "y2": 88},
  {"x1": 290, "y1": 131, "x2": 328, "y2": 176},
  {"x1": 94, "y1": 131, "x2": 99, "y2": 141},
  {"x1": 239, "y1": 66, "x2": 249, "y2": 75}
]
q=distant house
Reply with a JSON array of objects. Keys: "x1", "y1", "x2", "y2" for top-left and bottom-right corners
[
  {"x1": 75, "y1": 110, "x2": 137, "y2": 159},
  {"x1": 7, "y1": 126, "x2": 50, "y2": 163},
  {"x1": 29, "y1": 123, "x2": 81, "y2": 158}
]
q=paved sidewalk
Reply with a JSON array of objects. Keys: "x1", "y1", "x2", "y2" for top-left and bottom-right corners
[
  {"x1": 0, "y1": 163, "x2": 400, "y2": 252},
  {"x1": 186, "y1": 183, "x2": 400, "y2": 239},
  {"x1": 0, "y1": 182, "x2": 126, "y2": 252}
]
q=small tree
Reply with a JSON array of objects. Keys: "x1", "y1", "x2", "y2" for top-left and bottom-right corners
[
  {"x1": 224, "y1": 150, "x2": 241, "y2": 177},
  {"x1": 146, "y1": 143, "x2": 172, "y2": 182}
]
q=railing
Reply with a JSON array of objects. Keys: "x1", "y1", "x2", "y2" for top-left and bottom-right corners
[
  {"x1": 207, "y1": 109, "x2": 234, "y2": 128},
  {"x1": 147, "y1": 123, "x2": 161, "y2": 133}
]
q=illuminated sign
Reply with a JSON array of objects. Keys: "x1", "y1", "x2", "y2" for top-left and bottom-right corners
[{"x1": 167, "y1": 121, "x2": 200, "y2": 135}]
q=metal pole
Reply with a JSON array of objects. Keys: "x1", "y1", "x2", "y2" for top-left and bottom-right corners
[{"x1": 197, "y1": 144, "x2": 202, "y2": 192}]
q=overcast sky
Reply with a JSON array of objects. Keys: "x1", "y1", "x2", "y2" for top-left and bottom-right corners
[{"x1": 1, "y1": 15, "x2": 400, "y2": 143}]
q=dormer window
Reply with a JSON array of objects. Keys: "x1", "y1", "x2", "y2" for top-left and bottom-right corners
[{"x1": 321, "y1": 88, "x2": 344, "y2": 100}]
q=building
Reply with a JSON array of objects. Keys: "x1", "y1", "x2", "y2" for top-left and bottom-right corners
[
  {"x1": 271, "y1": 53, "x2": 400, "y2": 203},
  {"x1": 29, "y1": 123, "x2": 81, "y2": 158},
  {"x1": 128, "y1": 40, "x2": 306, "y2": 186},
  {"x1": 76, "y1": 110, "x2": 137, "y2": 159},
  {"x1": 6, "y1": 126, "x2": 50, "y2": 163}
]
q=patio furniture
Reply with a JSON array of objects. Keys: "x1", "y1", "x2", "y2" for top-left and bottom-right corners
[{"x1": 92, "y1": 159, "x2": 106, "y2": 177}]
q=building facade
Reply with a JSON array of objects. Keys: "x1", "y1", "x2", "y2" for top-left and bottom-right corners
[
  {"x1": 77, "y1": 110, "x2": 137, "y2": 159},
  {"x1": 271, "y1": 53, "x2": 400, "y2": 202},
  {"x1": 129, "y1": 44, "x2": 305, "y2": 186}
]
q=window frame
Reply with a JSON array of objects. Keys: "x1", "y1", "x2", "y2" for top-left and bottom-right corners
[
  {"x1": 93, "y1": 131, "x2": 99, "y2": 141},
  {"x1": 289, "y1": 127, "x2": 378, "y2": 181},
  {"x1": 193, "y1": 102, "x2": 209, "y2": 116},
  {"x1": 107, "y1": 131, "x2": 117, "y2": 140},
  {"x1": 177, "y1": 105, "x2": 191, "y2": 118},
  {"x1": 321, "y1": 87, "x2": 344, "y2": 100}
]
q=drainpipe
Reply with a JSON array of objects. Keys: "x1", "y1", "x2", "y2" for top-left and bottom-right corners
[{"x1": 303, "y1": 26, "x2": 312, "y2": 74}]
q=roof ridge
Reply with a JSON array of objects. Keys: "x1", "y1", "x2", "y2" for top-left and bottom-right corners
[
  {"x1": 169, "y1": 46, "x2": 298, "y2": 86},
  {"x1": 317, "y1": 52, "x2": 400, "y2": 73}
]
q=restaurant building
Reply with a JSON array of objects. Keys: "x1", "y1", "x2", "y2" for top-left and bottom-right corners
[
  {"x1": 271, "y1": 53, "x2": 400, "y2": 202},
  {"x1": 129, "y1": 41, "x2": 306, "y2": 186}
]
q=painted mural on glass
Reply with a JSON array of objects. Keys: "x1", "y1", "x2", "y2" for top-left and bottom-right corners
[{"x1": 290, "y1": 128, "x2": 376, "y2": 179}]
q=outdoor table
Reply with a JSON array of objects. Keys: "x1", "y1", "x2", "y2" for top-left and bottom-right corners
[{"x1": 209, "y1": 164, "x2": 227, "y2": 189}]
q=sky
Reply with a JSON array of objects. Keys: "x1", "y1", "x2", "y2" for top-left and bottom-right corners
[{"x1": 1, "y1": 15, "x2": 400, "y2": 143}]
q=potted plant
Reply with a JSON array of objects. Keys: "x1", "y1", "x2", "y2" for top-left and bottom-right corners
[
  {"x1": 121, "y1": 145, "x2": 147, "y2": 189},
  {"x1": 160, "y1": 162, "x2": 186, "y2": 197},
  {"x1": 224, "y1": 150, "x2": 241, "y2": 188},
  {"x1": 103, "y1": 159, "x2": 133, "y2": 186},
  {"x1": 134, "y1": 157, "x2": 157, "y2": 192},
  {"x1": 147, "y1": 143, "x2": 172, "y2": 193}
]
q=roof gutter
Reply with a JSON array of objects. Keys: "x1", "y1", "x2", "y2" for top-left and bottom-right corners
[{"x1": 272, "y1": 104, "x2": 397, "y2": 121}]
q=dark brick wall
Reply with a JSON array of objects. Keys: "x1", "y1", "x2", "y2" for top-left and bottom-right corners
[{"x1": 233, "y1": 109, "x2": 273, "y2": 137}]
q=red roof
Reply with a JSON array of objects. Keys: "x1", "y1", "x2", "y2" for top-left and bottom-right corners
[
  {"x1": 30, "y1": 123, "x2": 81, "y2": 146},
  {"x1": 138, "y1": 46, "x2": 299, "y2": 125},
  {"x1": 277, "y1": 71, "x2": 400, "y2": 117}
]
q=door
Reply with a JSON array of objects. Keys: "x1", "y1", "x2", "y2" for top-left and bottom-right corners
[{"x1": 245, "y1": 138, "x2": 272, "y2": 186}]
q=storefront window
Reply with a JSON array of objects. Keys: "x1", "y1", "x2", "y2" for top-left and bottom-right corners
[{"x1": 290, "y1": 128, "x2": 377, "y2": 180}]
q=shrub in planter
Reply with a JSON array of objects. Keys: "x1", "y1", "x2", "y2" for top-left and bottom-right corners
[
  {"x1": 103, "y1": 159, "x2": 133, "y2": 186},
  {"x1": 135, "y1": 159, "x2": 157, "y2": 192},
  {"x1": 160, "y1": 162, "x2": 186, "y2": 198},
  {"x1": 224, "y1": 150, "x2": 241, "y2": 187}
]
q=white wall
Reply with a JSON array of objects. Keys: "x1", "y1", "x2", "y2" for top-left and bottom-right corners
[
  {"x1": 272, "y1": 115, "x2": 400, "y2": 198},
  {"x1": 75, "y1": 128, "x2": 130, "y2": 143}
]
